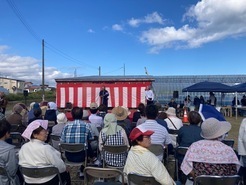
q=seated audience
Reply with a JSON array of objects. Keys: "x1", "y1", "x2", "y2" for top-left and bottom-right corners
[
  {"x1": 28, "y1": 107, "x2": 43, "y2": 124},
  {"x1": 60, "y1": 107, "x2": 97, "y2": 177},
  {"x1": 124, "y1": 125, "x2": 175, "y2": 185},
  {"x1": 99, "y1": 113, "x2": 129, "y2": 167},
  {"x1": 165, "y1": 107, "x2": 183, "y2": 147},
  {"x1": 27, "y1": 102, "x2": 40, "y2": 122},
  {"x1": 89, "y1": 102, "x2": 103, "y2": 128},
  {"x1": 238, "y1": 118, "x2": 246, "y2": 183},
  {"x1": 112, "y1": 106, "x2": 132, "y2": 137},
  {"x1": 96, "y1": 104, "x2": 107, "y2": 119},
  {"x1": 83, "y1": 110, "x2": 99, "y2": 154},
  {"x1": 51, "y1": 113, "x2": 68, "y2": 150},
  {"x1": 132, "y1": 103, "x2": 145, "y2": 122},
  {"x1": 19, "y1": 120, "x2": 71, "y2": 185},
  {"x1": 156, "y1": 111, "x2": 169, "y2": 131},
  {"x1": 181, "y1": 118, "x2": 240, "y2": 185},
  {"x1": 177, "y1": 111, "x2": 203, "y2": 147},
  {"x1": 44, "y1": 102, "x2": 57, "y2": 124},
  {"x1": 141, "y1": 104, "x2": 172, "y2": 160},
  {"x1": 0, "y1": 119, "x2": 21, "y2": 185},
  {"x1": 6, "y1": 103, "x2": 26, "y2": 133}
]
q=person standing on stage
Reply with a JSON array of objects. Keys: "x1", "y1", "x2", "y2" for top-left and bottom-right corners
[
  {"x1": 99, "y1": 86, "x2": 109, "y2": 108},
  {"x1": 145, "y1": 86, "x2": 154, "y2": 105}
]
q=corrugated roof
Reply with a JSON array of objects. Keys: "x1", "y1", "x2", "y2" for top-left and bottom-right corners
[{"x1": 55, "y1": 75, "x2": 155, "y2": 82}]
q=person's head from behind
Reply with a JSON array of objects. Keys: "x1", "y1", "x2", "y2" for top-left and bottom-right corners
[
  {"x1": 158, "y1": 111, "x2": 167, "y2": 120},
  {"x1": 22, "y1": 120, "x2": 48, "y2": 141},
  {"x1": 129, "y1": 124, "x2": 154, "y2": 148},
  {"x1": 98, "y1": 104, "x2": 107, "y2": 112},
  {"x1": 33, "y1": 108, "x2": 42, "y2": 118},
  {"x1": 90, "y1": 102, "x2": 98, "y2": 114},
  {"x1": 0, "y1": 119, "x2": 11, "y2": 139},
  {"x1": 71, "y1": 107, "x2": 83, "y2": 120},
  {"x1": 200, "y1": 118, "x2": 231, "y2": 141},
  {"x1": 145, "y1": 104, "x2": 158, "y2": 119},
  {"x1": 137, "y1": 103, "x2": 145, "y2": 113},
  {"x1": 188, "y1": 111, "x2": 202, "y2": 125},
  {"x1": 104, "y1": 113, "x2": 117, "y2": 128}
]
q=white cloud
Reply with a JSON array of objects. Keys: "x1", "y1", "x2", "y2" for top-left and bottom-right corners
[
  {"x1": 0, "y1": 45, "x2": 9, "y2": 53},
  {"x1": 128, "y1": 12, "x2": 164, "y2": 27},
  {"x1": 112, "y1": 24, "x2": 123, "y2": 31},
  {"x1": 139, "y1": 0, "x2": 246, "y2": 53},
  {"x1": 0, "y1": 48, "x2": 72, "y2": 87},
  {"x1": 88, "y1": 28, "x2": 95, "y2": 33}
]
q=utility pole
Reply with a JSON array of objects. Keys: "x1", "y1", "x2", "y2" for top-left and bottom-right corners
[
  {"x1": 99, "y1": 66, "x2": 101, "y2": 76},
  {"x1": 42, "y1": 39, "x2": 45, "y2": 101},
  {"x1": 123, "y1": 63, "x2": 125, "y2": 76},
  {"x1": 144, "y1": 67, "x2": 149, "y2": 75}
]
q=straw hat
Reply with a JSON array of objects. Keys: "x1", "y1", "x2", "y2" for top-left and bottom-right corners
[
  {"x1": 165, "y1": 107, "x2": 176, "y2": 116},
  {"x1": 200, "y1": 118, "x2": 231, "y2": 139},
  {"x1": 90, "y1": 102, "x2": 98, "y2": 109},
  {"x1": 112, "y1": 106, "x2": 128, "y2": 121}
]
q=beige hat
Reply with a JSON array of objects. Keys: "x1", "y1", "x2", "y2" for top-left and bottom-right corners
[
  {"x1": 57, "y1": 113, "x2": 68, "y2": 124},
  {"x1": 112, "y1": 106, "x2": 128, "y2": 121},
  {"x1": 90, "y1": 102, "x2": 98, "y2": 109},
  {"x1": 165, "y1": 107, "x2": 176, "y2": 116},
  {"x1": 200, "y1": 118, "x2": 231, "y2": 139}
]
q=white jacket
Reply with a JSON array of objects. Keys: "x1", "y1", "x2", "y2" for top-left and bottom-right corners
[{"x1": 238, "y1": 118, "x2": 246, "y2": 156}]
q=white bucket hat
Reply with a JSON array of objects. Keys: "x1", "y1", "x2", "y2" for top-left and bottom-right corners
[
  {"x1": 57, "y1": 113, "x2": 68, "y2": 124},
  {"x1": 165, "y1": 107, "x2": 176, "y2": 116},
  {"x1": 200, "y1": 118, "x2": 231, "y2": 139}
]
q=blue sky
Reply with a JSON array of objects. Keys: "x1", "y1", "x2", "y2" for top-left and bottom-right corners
[{"x1": 0, "y1": 0, "x2": 246, "y2": 86}]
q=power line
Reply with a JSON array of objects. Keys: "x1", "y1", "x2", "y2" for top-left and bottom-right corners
[{"x1": 6, "y1": 0, "x2": 98, "y2": 71}]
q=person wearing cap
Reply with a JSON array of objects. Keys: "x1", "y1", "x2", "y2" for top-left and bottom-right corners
[
  {"x1": 112, "y1": 106, "x2": 132, "y2": 137},
  {"x1": 19, "y1": 120, "x2": 71, "y2": 185},
  {"x1": 181, "y1": 118, "x2": 240, "y2": 185},
  {"x1": 124, "y1": 124, "x2": 175, "y2": 185},
  {"x1": 164, "y1": 107, "x2": 183, "y2": 148},
  {"x1": 0, "y1": 119, "x2": 21, "y2": 185},
  {"x1": 89, "y1": 102, "x2": 103, "y2": 128},
  {"x1": 140, "y1": 104, "x2": 172, "y2": 161},
  {"x1": 99, "y1": 113, "x2": 129, "y2": 167},
  {"x1": 238, "y1": 118, "x2": 246, "y2": 183}
]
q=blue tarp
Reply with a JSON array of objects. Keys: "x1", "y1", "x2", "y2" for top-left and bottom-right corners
[
  {"x1": 182, "y1": 81, "x2": 233, "y2": 93},
  {"x1": 231, "y1": 82, "x2": 246, "y2": 92}
]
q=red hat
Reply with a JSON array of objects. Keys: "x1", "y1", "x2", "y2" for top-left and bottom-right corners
[{"x1": 129, "y1": 124, "x2": 154, "y2": 141}]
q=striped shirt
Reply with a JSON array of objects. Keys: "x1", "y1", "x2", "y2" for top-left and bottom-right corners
[
  {"x1": 61, "y1": 120, "x2": 93, "y2": 144},
  {"x1": 141, "y1": 119, "x2": 172, "y2": 146}
]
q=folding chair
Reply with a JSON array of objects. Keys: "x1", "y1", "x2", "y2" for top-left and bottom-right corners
[
  {"x1": 59, "y1": 143, "x2": 87, "y2": 183},
  {"x1": 222, "y1": 139, "x2": 235, "y2": 148},
  {"x1": 59, "y1": 143, "x2": 88, "y2": 167},
  {"x1": 50, "y1": 134, "x2": 61, "y2": 150},
  {"x1": 0, "y1": 166, "x2": 15, "y2": 184},
  {"x1": 10, "y1": 132, "x2": 25, "y2": 148},
  {"x1": 84, "y1": 166, "x2": 125, "y2": 185},
  {"x1": 148, "y1": 144, "x2": 165, "y2": 163},
  {"x1": 174, "y1": 146, "x2": 189, "y2": 181},
  {"x1": 102, "y1": 145, "x2": 128, "y2": 168},
  {"x1": 19, "y1": 165, "x2": 63, "y2": 185},
  {"x1": 194, "y1": 175, "x2": 241, "y2": 185},
  {"x1": 127, "y1": 173, "x2": 161, "y2": 185}
]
